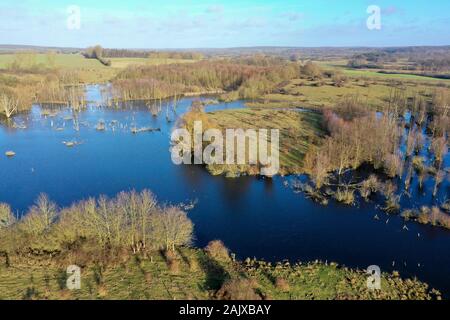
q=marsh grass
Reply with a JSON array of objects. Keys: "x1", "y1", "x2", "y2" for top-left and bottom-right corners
[{"x1": 334, "y1": 188, "x2": 355, "y2": 205}]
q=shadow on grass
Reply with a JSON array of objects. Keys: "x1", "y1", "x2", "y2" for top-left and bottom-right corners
[{"x1": 197, "y1": 252, "x2": 230, "y2": 291}]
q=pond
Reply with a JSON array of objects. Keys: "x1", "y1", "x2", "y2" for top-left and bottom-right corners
[{"x1": 1, "y1": 85, "x2": 450, "y2": 296}]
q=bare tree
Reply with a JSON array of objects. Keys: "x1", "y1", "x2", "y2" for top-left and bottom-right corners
[
  {"x1": 21, "y1": 194, "x2": 58, "y2": 236},
  {"x1": 431, "y1": 135, "x2": 448, "y2": 164},
  {"x1": 150, "y1": 206, "x2": 193, "y2": 252},
  {"x1": 0, "y1": 94, "x2": 18, "y2": 118},
  {"x1": 0, "y1": 204, "x2": 15, "y2": 229}
]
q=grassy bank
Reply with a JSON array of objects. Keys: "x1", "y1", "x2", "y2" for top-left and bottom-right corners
[{"x1": 0, "y1": 247, "x2": 439, "y2": 300}]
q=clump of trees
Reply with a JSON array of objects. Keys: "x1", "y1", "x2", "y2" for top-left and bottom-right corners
[
  {"x1": 402, "y1": 206, "x2": 450, "y2": 229},
  {"x1": 413, "y1": 57, "x2": 450, "y2": 73},
  {"x1": 112, "y1": 58, "x2": 299, "y2": 101},
  {"x1": 0, "y1": 190, "x2": 194, "y2": 263},
  {"x1": 99, "y1": 49, "x2": 204, "y2": 60},
  {"x1": 0, "y1": 55, "x2": 87, "y2": 117},
  {"x1": 304, "y1": 109, "x2": 402, "y2": 186},
  {"x1": 147, "y1": 51, "x2": 204, "y2": 60},
  {"x1": 347, "y1": 51, "x2": 395, "y2": 69},
  {"x1": 205, "y1": 240, "x2": 231, "y2": 262},
  {"x1": 300, "y1": 61, "x2": 323, "y2": 80},
  {"x1": 84, "y1": 45, "x2": 111, "y2": 66}
]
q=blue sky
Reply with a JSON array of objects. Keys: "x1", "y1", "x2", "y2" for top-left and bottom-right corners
[{"x1": 0, "y1": 0, "x2": 449, "y2": 48}]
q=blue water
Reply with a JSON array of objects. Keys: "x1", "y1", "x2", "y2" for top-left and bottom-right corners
[{"x1": 1, "y1": 85, "x2": 449, "y2": 296}]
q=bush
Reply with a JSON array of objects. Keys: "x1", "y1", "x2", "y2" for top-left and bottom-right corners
[
  {"x1": 383, "y1": 194, "x2": 400, "y2": 213},
  {"x1": 205, "y1": 240, "x2": 231, "y2": 262},
  {"x1": 332, "y1": 71, "x2": 347, "y2": 87},
  {"x1": 275, "y1": 277, "x2": 290, "y2": 292},
  {"x1": 412, "y1": 156, "x2": 425, "y2": 172},
  {"x1": 442, "y1": 200, "x2": 450, "y2": 212},
  {"x1": 216, "y1": 278, "x2": 261, "y2": 300},
  {"x1": 359, "y1": 175, "x2": 379, "y2": 200},
  {"x1": 301, "y1": 61, "x2": 322, "y2": 80},
  {"x1": 165, "y1": 250, "x2": 181, "y2": 274},
  {"x1": 418, "y1": 207, "x2": 430, "y2": 224},
  {"x1": 334, "y1": 188, "x2": 355, "y2": 205},
  {"x1": 430, "y1": 207, "x2": 450, "y2": 228},
  {"x1": 401, "y1": 209, "x2": 416, "y2": 220}
]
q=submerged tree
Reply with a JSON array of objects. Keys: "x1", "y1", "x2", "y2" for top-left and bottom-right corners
[
  {"x1": 0, "y1": 94, "x2": 18, "y2": 118},
  {"x1": 0, "y1": 204, "x2": 15, "y2": 229}
]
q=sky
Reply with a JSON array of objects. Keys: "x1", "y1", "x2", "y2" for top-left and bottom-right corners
[{"x1": 0, "y1": 0, "x2": 449, "y2": 48}]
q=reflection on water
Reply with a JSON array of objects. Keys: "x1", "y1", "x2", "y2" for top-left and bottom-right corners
[{"x1": 0, "y1": 85, "x2": 450, "y2": 296}]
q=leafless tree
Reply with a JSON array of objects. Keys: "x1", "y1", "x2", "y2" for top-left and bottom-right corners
[{"x1": 0, "y1": 94, "x2": 18, "y2": 118}]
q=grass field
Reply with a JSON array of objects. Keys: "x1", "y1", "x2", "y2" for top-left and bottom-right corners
[
  {"x1": 317, "y1": 60, "x2": 450, "y2": 82},
  {"x1": 247, "y1": 76, "x2": 444, "y2": 110},
  {"x1": 0, "y1": 53, "x2": 116, "y2": 83},
  {"x1": 0, "y1": 247, "x2": 438, "y2": 300},
  {"x1": 0, "y1": 53, "x2": 105, "y2": 69},
  {"x1": 0, "y1": 53, "x2": 201, "y2": 82},
  {"x1": 202, "y1": 109, "x2": 324, "y2": 176}
]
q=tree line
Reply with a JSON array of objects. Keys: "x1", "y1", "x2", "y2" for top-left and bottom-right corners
[
  {"x1": 0, "y1": 53, "x2": 85, "y2": 118},
  {"x1": 0, "y1": 190, "x2": 194, "y2": 264},
  {"x1": 111, "y1": 58, "x2": 299, "y2": 101},
  {"x1": 83, "y1": 45, "x2": 111, "y2": 66}
]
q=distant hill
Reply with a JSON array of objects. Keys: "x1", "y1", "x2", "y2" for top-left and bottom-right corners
[
  {"x1": 1, "y1": 44, "x2": 449, "y2": 60},
  {"x1": 0, "y1": 44, "x2": 82, "y2": 54}
]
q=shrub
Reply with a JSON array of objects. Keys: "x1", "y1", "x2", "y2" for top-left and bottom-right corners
[
  {"x1": 442, "y1": 200, "x2": 450, "y2": 212},
  {"x1": 401, "y1": 209, "x2": 417, "y2": 220},
  {"x1": 383, "y1": 194, "x2": 400, "y2": 213},
  {"x1": 418, "y1": 207, "x2": 430, "y2": 224},
  {"x1": 216, "y1": 278, "x2": 261, "y2": 300},
  {"x1": 334, "y1": 188, "x2": 355, "y2": 205},
  {"x1": 430, "y1": 207, "x2": 450, "y2": 228},
  {"x1": 275, "y1": 277, "x2": 290, "y2": 292},
  {"x1": 431, "y1": 136, "x2": 448, "y2": 164},
  {"x1": 359, "y1": 175, "x2": 379, "y2": 200},
  {"x1": 165, "y1": 250, "x2": 181, "y2": 274},
  {"x1": 383, "y1": 152, "x2": 403, "y2": 178},
  {"x1": 205, "y1": 240, "x2": 231, "y2": 262},
  {"x1": 412, "y1": 156, "x2": 425, "y2": 172},
  {"x1": 332, "y1": 71, "x2": 348, "y2": 87},
  {"x1": 301, "y1": 61, "x2": 322, "y2": 80}
]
